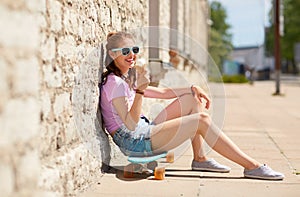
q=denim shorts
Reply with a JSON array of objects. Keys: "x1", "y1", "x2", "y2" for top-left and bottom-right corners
[{"x1": 112, "y1": 117, "x2": 154, "y2": 156}]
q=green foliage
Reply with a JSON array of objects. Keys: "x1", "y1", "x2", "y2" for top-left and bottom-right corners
[
  {"x1": 210, "y1": 2, "x2": 230, "y2": 35},
  {"x1": 208, "y1": 1, "x2": 233, "y2": 70},
  {"x1": 265, "y1": 0, "x2": 300, "y2": 62},
  {"x1": 265, "y1": 26, "x2": 274, "y2": 57},
  {"x1": 209, "y1": 29, "x2": 225, "y2": 69},
  {"x1": 208, "y1": 74, "x2": 248, "y2": 83},
  {"x1": 222, "y1": 75, "x2": 248, "y2": 83},
  {"x1": 281, "y1": 0, "x2": 300, "y2": 61},
  {"x1": 208, "y1": 75, "x2": 223, "y2": 83}
]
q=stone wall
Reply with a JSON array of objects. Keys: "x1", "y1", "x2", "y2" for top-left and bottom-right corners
[
  {"x1": 0, "y1": 0, "x2": 44, "y2": 196},
  {"x1": 39, "y1": 0, "x2": 148, "y2": 196},
  {"x1": 0, "y1": 0, "x2": 147, "y2": 196},
  {"x1": 0, "y1": 0, "x2": 209, "y2": 196}
]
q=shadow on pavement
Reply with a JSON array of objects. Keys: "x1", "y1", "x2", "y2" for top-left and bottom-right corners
[{"x1": 102, "y1": 165, "x2": 246, "y2": 181}]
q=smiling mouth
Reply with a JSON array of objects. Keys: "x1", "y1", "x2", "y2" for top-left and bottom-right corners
[{"x1": 126, "y1": 59, "x2": 135, "y2": 64}]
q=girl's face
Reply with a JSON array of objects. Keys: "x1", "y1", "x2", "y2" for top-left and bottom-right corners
[{"x1": 109, "y1": 38, "x2": 137, "y2": 74}]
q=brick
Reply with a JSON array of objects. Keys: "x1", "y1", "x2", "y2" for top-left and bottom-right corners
[
  {"x1": 63, "y1": 9, "x2": 79, "y2": 35},
  {"x1": 25, "y1": 0, "x2": 46, "y2": 13},
  {"x1": 17, "y1": 150, "x2": 41, "y2": 190},
  {"x1": 40, "y1": 34, "x2": 56, "y2": 61},
  {"x1": 0, "y1": 6, "x2": 39, "y2": 49},
  {"x1": 99, "y1": 6, "x2": 110, "y2": 26},
  {"x1": 0, "y1": 58, "x2": 9, "y2": 113},
  {"x1": 57, "y1": 35, "x2": 76, "y2": 60},
  {"x1": 37, "y1": 12, "x2": 47, "y2": 29},
  {"x1": 65, "y1": 122, "x2": 77, "y2": 144},
  {"x1": 43, "y1": 63, "x2": 62, "y2": 88},
  {"x1": 77, "y1": 17, "x2": 96, "y2": 42},
  {"x1": 38, "y1": 165, "x2": 62, "y2": 193},
  {"x1": 87, "y1": 2, "x2": 98, "y2": 23},
  {"x1": 0, "y1": 0, "x2": 24, "y2": 10},
  {"x1": 39, "y1": 145, "x2": 102, "y2": 195},
  {"x1": 14, "y1": 57, "x2": 39, "y2": 95},
  {"x1": 40, "y1": 122, "x2": 60, "y2": 154},
  {"x1": 0, "y1": 98, "x2": 39, "y2": 146},
  {"x1": 53, "y1": 92, "x2": 71, "y2": 117},
  {"x1": 40, "y1": 91, "x2": 52, "y2": 119},
  {"x1": 110, "y1": 5, "x2": 121, "y2": 30},
  {"x1": 0, "y1": 162, "x2": 14, "y2": 196},
  {"x1": 48, "y1": 0, "x2": 62, "y2": 32}
]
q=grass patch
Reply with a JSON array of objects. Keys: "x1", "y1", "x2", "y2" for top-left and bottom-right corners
[{"x1": 222, "y1": 74, "x2": 248, "y2": 83}]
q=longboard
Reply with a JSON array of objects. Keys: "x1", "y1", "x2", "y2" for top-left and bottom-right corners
[{"x1": 124, "y1": 152, "x2": 174, "y2": 180}]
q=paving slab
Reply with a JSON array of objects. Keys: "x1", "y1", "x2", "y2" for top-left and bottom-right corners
[{"x1": 79, "y1": 79, "x2": 300, "y2": 197}]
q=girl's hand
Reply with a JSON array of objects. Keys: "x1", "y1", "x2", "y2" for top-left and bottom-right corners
[
  {"x1": 135, "y1": 65, "x2": 150, "y2": 91},
  {"x1": 191, "y1": 85, "x2": 211, "y2": 109}
]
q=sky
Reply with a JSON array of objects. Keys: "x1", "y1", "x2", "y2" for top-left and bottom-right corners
[{"x1": 211, "y1": 0, "x2": 272, "y2": 48}]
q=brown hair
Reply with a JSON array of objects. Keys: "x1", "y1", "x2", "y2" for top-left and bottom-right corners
[{"x1": 101, "y1": 31, "x2": 136, "y2": 89}]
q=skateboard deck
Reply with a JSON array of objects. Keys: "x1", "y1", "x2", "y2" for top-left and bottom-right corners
[
  {"x1": 124, "y1": 152, "x2": 174, "y2": 180},
  {"x1": 128, "y1": 152, "x2": 168, "y2": 164}
]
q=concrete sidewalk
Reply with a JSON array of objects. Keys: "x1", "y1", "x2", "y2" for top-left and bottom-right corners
[{"x1": 79, "y1": 80, "x2": 300, "y2": 197}]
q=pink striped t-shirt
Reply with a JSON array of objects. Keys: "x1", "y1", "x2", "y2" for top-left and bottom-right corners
[{"x1": 100, "y1": 73, "x2": 135, "y2": 133}]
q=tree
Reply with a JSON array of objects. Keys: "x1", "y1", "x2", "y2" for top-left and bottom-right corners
[
  {"x1": 265, "y1": 0, "x2": 300, "y2": 73},
  {"x1": 208, "y1": 1, "x2": 233, "y2": 71}
]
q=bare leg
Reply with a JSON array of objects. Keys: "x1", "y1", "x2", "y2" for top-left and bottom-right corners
[
  {"x1": 191, "y1": 135, "x2": 208, "y2": 162},
  {"x1": 152, "y1": 93, "x2": 201, "y2": 124},
  {"x1": 151, "y1": 94, "x2": 260, "y2": 170},
  {"x1": 152, "y1": 93, "x2": 208, "y2": 162},
  {"x1": 203, "y1": 123, "x2": 260, "y2": 169}
]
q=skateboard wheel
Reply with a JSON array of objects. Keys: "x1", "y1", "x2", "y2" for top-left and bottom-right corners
[
  {"x1": 124, "y1": 164, "x2": 134, "y2": 178},
  {"x1": 154, "y1": 167, "x2": 165, "y2": 180},
  {"x1": 147, "y1": 161, "x2": 158, "y2": 171},
  {"x1": 166, "y1": 152, "x2": 174, "y2": 163}
]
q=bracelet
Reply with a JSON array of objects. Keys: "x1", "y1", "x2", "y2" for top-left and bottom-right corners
[
  {"x1": 190, "y1": 85, "x2": 195, "y2": 96},
  {"x1": 135, "y1": 89, "x2": 144, "y2": 95}
]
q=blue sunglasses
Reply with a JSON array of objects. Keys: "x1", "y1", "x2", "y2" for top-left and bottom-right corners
[{"x1": 111, "y1": 46, "x2": 140, "y2": 56}]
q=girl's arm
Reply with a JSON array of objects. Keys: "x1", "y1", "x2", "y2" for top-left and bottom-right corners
[
  {"x1": 112, "y1": 67, "x2": 149, "y2": 131},
  {"x1": 144, "y1": 85, "x2": 211, "y2": 109},
  {"x1": 144, "y1": 86, "x2": 193, "y2": 99},
  {"x1": 112, "y1": 93, "x2": 143, "y2": 131}
]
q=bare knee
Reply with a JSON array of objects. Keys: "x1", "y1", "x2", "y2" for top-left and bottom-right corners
[
  {"x1": 199, "y1": 112, "x2": 211, "y2": 121},
  {"x1": 197, "y1": 112, "x2": 211, "y2": 133},
  {"x1": 179, "y1": 93, "x2": 204, "y2": 112},
  {"x1": 179, "y1": 93, "x2": 195, "y2": 103}
]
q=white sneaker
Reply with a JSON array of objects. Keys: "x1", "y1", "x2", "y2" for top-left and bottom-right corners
[
  {"x1": 192, "y1": 159, "x2": 231, "y2": 173},
  {"x1": 244, "y1": 164, "x2": 284, "y2": 180}
]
